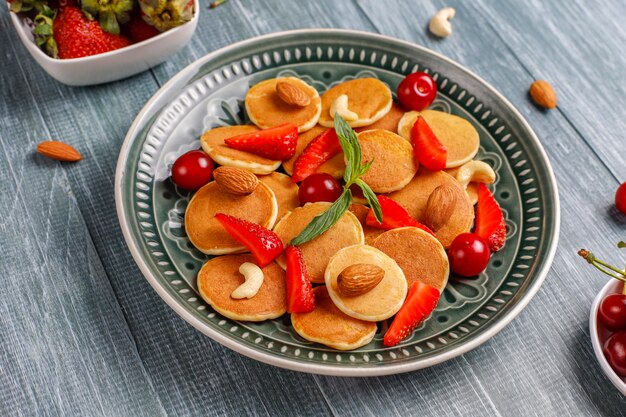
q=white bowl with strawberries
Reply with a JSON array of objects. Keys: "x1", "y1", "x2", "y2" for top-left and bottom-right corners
[{"x1": 7, "y1": 0, "x2": 199, "y2": 86}]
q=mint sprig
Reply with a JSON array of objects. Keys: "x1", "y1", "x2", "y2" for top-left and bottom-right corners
[{"x1": 290, "y1": 115, "x2": 383, "y2": 246}]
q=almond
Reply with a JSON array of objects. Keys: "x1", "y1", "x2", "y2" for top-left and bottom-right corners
[
  {"x1": 337, "y1": 263, "x2": 384, "y2": 297},
  {"x1": 423, "y1": 185, "x2": 457, "y2": 231},
  {"x1": 36, "y1": 141, "x2": 82, "y2": 162},
  {"x1": 213, "y1": 166, "x2": 258, "y2": 195},
  {"x1": 276, "y1": 80, "x2": 311, "y2": 107},
  {"x1": 529, "y1": 80, "x2": 557, "y2": 109}
]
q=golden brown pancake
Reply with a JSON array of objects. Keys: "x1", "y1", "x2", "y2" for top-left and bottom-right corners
[
  {"x1": 372, "y1": 227, "x2": 449, "y2": 291},
  {"x1": 282, "y1": 125, "x2": 345, "y2": 179},
  {"x1": 197, "y1": 255, "x2": 287, "y2": 321},
  {"x1": 185, "y1": 181, "x2": 278, "y2": 255},
  {"x1": 201, "y1": 125, "x2": 281, "y2": 174},
  {"x1": 357, "y1": 129, "x2": 417, "y2": 193},
  {"x1": 318, "y1": 78, "x2": 393, "y2": 128},
  {"x1": 386, "y1": 169, "x2": 474, "y2": 249},
  {"x1": 258, "y1": 172, "x2": 300, "y2": 221},
  {"x1": 245, "y1": 77, "x2": 321, "y2": 132},
  {"x1": 348, "y1": 204, "x2": 384, "y2": 245},
  {"x1": 291, "y1": 286, "x2": 376, "y2": 350},
  {"x1": 397, "y1": 110, "x2": 479, "y2": 168},
  {"x1": 355, "y1": 102, "x2": 405, "y2": 133},
  {"x1": 273, "y1": 202, "x2": 364, "y2": 283},
  {"x1": 325, "y1": 245, "x2": 408, "y2": 322}
]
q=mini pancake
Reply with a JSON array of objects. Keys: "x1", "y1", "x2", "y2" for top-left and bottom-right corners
[
  {"x1": 348, "y1": 204, "x2": 384, "y2": 245},
  {"x1": 355, "y1": 102, "x2": 405, "y2": 134},
  {"x1": 258, "y1": 172, "x2": 300, "y2": 221},
  {"x1": 273, "y1": 202, "x2": 364, "y2": 283},
  {"x1": 291, "y1": 286, "x2": 376, "y2": 350},
  {"x1": 185, "y1": 181, "x2": 278, "y2": 255},
  {"x1": 357, "y1": 129, "x2": 417, "y2": 193},
  {"x1": 372, "y1": 227, "x2": 449, "y2": 292},
  {"x1": 245, "y1": 77, "x2": 321, "y2": 132},
  {"x1": 386, "y1": 169, "x2": 474, "y2": 249},
  {"x1": 201, "y1": 125, "x2": 281, "y2": 175},
  {"x1": 197, "y1": 255, "x2": 287, "y2": 321},
  {"x1": 318, "y1": 78, "x2": 393, "y2": 128},
  {"x1": 325, "y1": 244, "x2": 408, "y2": 322},
  {"x1": 397, "y1": 110, "x2": 480, "y2": 168},
  {"x1": 282, "y1": 125, "x2": 345, "y2": 179}
]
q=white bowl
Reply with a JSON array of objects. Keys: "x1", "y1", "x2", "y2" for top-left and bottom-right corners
[
  {"x1": 589, "y1": 279, "x2": 626, "y2": 395},
  {"x1": 8, "y1": 0, "x2": 199, "y2": 86}
]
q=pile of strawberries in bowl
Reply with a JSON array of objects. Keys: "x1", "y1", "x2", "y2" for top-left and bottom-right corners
[{"x1": 7, "y1": 0, "x2": 199, "y2": 85}]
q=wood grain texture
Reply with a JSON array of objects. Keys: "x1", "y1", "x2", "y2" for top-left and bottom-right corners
[{"x1": 1, "y1": 0, "x2": 626, "y2": 415}]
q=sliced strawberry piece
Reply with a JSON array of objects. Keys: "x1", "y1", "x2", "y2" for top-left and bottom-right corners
[
  {"x1": 285, "y1": 245, "x2": 315, "y2": 313},
  {"x1": 411, "y1": 116, "x2": 447, "y2": 171},
  {"x1": 474, "y1": 183, "x2": 506, "y2": 252},
  {"x1": 215, "y1": 213, "x2": 284, "y2": 267},
  {"x1": 291, "y1": 129, "x2": 342, "y2": 183},
  {"x1": 224, "y1": 123, "x2": 298, "y2": 160},
  {"x1": 365, "y1": 195, "x2": 434, "y2": 236},
  {"x1": 384, "y1": 282, "x2": 440, "y2": 347}
]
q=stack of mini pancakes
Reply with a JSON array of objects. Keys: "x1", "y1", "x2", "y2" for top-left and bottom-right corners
[{"x1": 185, "y1": 75, "x2": 495, "y2": 350}]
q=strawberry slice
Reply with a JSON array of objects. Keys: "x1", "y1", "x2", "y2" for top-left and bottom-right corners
[
  {"x1": 365, "y1": 195, "x2": 434, "y2": 236},
  {"x1": 474, "y1": 183, "x2": 506, "y2": 252},
  {"x1": 285, "y1": 245, "x2": 315, "y2": 313},
  {"x1": 215, "y1": 213, "x2": 284, "y2": 267},
  {"x1": 224, "y1": 123, "x2": 298, "y2": 160},
  {"x1": 384, "y1": 282, "x2": 440, "y2": 347},
  {"x1": 291, "y1": 129, "x2": 342, "y2": 183},
  {"x1": 411, "y1": 116, "x2": 447, "y2": 171}
]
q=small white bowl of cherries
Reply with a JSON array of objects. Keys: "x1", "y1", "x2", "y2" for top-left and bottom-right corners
[{"x1": 581, "y1": 242, "x2": 626, "y2": 395}]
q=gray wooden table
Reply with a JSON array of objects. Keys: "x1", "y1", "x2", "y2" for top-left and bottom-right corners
[{"x1": 1, "y1": 0, "x2": 625, "y2": 415}]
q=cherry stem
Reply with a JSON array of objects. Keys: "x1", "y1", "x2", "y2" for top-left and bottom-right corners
[{"x1": 578, "y1": 249, "x2": 626, "y2": 284}]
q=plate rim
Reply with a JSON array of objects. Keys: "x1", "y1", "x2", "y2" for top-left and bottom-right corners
[{"x1": 115, "y1": 28, "x2": 561, "y2": 376}]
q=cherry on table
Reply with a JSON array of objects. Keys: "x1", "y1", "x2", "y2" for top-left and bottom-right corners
[
  {"x1": 396, "y1": 72, "x2": 437, "y2": 112},
  {"x1": 298, "y1": 173, "x2": 342, "y2": 205},
  {"x1": 616, "y1": 182, "x2": 626, "y2": 214},
  {"x1": 171, "y1": 150, "x2": 215, "y2": 191},
  {"x1": 448, "y1": 233, "x2": 491, "y2": 277}
]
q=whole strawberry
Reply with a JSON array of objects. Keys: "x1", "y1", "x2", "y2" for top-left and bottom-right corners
[
  {"x1": 54, "y1": 7, "x2": 131, "y2": 59},
  {"x1": 124, "y1": 11, "x2": 160, "y2": 42},
  {"x1": 138, "y1": 0, "x2": 194, "y2": 32}
]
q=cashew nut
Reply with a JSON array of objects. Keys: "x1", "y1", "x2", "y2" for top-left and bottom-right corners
[
  {"x1": 455, "y1": 160, "x2": 496, "y2": 188},
  {"x1": 231, "y1": 262, "x2": 264, "y2": 299},
  {"x1": 329, "y1": 94, "x2": 359, "y2": 122},
  {"x1": 429, "y1": 7, "x2": 456, "y2": 38}
]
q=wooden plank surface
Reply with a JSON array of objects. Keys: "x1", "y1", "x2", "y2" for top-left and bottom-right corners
[{"x1": 1, "y1": 0, "x2": 626, "y2": 415}]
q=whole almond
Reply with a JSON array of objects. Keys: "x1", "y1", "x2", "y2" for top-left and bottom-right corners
[
  {"x1": 423, "y1": 185, "x2": 457, "y2": 231},
  {"x1": 529, "y1": 80, "x2": 557, "y2": 109},
  {"x1": 36, "y1": 141, "x2": 82, "y2": 162},
  {"x1": 276, "y1": 80, "x2": 311, "y2": 107},
  {"x1": 213, "y1": 166, "x2": 258, "y2": 195},
  {"x1": 337, "y1": 263, "x2": 385, "y2": 297}
]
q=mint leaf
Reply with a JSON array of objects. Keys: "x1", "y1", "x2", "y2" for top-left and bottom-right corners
[
  {"x1": 334, "y1": 115, "x2": 361, "y2": 184},
  {"x1": 355, "y1": 179, "x2": 382, "y2": 223},
  {"x1": 290, "y1": 189, "x2": 353, "y2": 246}
]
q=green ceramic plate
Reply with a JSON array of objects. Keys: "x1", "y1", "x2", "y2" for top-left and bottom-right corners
[{"x1": 115, "y1": 29, "x2": 560, "y2": 376}]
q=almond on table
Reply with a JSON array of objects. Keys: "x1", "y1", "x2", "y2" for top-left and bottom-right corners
[{"x1": 36, "y1": 141, "x2": 82, "y2": 162}]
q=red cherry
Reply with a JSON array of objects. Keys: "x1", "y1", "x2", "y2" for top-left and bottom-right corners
[
  {"x1": 599, "y1": 293, "x2": 626, "y2": 331},
  {"x1": 603, "y1": 331, "x2": 626, "y2": 377},
  {"x1": 616, "y1": 182, "x2": 626, "y2": 214},
  {"x1": 298, "y1": 173, "x2": 342, "y2": 205},
  {"x1": 448, "y1": 233, "x2": 491, "y2": 277},
  {"x1": 171, "y1": 150, "x2": 214, "y2": 191},
  {"x1": 396, "y1": 72, "x2": 437, "y2": 111}
]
